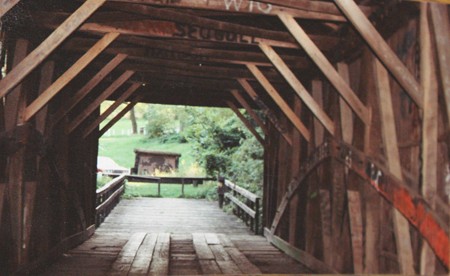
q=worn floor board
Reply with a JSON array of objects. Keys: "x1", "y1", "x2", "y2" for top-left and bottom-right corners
[{"x1": 39, "y1": 198, "x2": 311, "y2": 275}]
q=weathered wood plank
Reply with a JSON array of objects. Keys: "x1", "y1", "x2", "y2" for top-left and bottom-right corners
[
  {"x1": 110, "y1": 232, "x2": 146, "y2": 275},
  {"x1": 312, "y1": 80, "x2": 324, "y2": 146},
  {"x1": 347, "y1": 191, "x2": 364, "y2": 274},
  {"x1": 334, "y1": 0, "x2": 422, "y2": 108},
  {"x1": 198, "y1": 260, "x2": 222, "y2": 274},
  {"x1": 0, "y1": 0, "x2": 106, "y2": 99},
  {"x1": 204, "y1": 233, "x2": 221, "y2": 245},
  {"x1": 0, "y1": 184, "x2": 5, "y2": 228},
  {"x1": 231, "y1": 89, "x2": 268, "y2": 135},
  {"x1": 107, "y1": 0, "x2": 347, "y2": 21},
  {"x1": 238, "y1": 78, "x2": 293, "y2": 145},
  {"x1": 24, "y1": 33, "x2": 119, "y2": 122},
  {"x1": 259, "y1": 42, "x2": 335, "y2": 135},
  {"x1": 279, "y1": 13, "x2": 370, "y2": 125},
  {"x1": 67, "y1": 70, "x2": 135, "y2": 133},
  {"x1": 192, "y1": 233, "x2": 215, "y2": 260},
  {"x1": 22, "y1": 181, "x2": 37, "y2": 263},
  {"x1": 0, "y1": 0, "x2": 20, "y2": 18},
  {"x1": 264, "y1": 228, "x2": 337, "y2": 274},
  {"x1": 148, "y1": 233, "x2": 170, "y2": 275},
  {"x1": 82, "y1": 82, "x2": 141, "y2": 138},
  {"x1": 247, "y1": 64, "x2": 311, "y2": 141},
  {"x1": 420, "y1": 3, "x2": 438, "y2": 274},
  {"x1": 35, "y1": 61, "x2": 55, "y2": 134},
  {"x1": 430, "y1": 3, "x2": 450, "y2": 128},
  {"x1": 4, "y1": 39, "x2": 29, "y2": 132},
  {"x1": 373, "y1": 58, "x2": 415, "y2": 275},
  {"x1": 98, "y1": 94, "x2": 144, "y2": 138},
  {"x1": 319, "y1": 189, "x2": 332, "y2": 266},
  {"x1": 227, "y1": 100, "x2": 264, "y2": 145},
  {"x1": 225, "y1": 247, "x2": 262, "y2": 274},
  {"x1": 52, "y1": 54, "x2": 127, "y2": 124}
]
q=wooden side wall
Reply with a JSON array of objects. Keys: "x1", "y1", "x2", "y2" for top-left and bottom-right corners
[
  {"x1": 0, "y1": 36, "x2": 99, "y2": 274},
  {"x1": 263, "y1": 12, "x2": 449, "y2": 274}
]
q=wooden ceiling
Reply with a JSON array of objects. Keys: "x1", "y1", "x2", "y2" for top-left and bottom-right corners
[{"x1": 1, "y1": 0, "x2": 413, "y2": 108}]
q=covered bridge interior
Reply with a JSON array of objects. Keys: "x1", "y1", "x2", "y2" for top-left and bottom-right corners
[{"x1": 0, "y1": 0, "x2": 449, "y2": 274}]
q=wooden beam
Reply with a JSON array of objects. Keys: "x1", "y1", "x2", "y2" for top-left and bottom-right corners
[
  {"x1": 333, "y1": 0, "x2": 422, "y2": 108},
  {"x1": 278, "y1": 13, "x2": 370, "y2": 125},
  {"x1": 337, "y1": 62, "x2": 363, "y2": 274},
  {"x1": 5, "y1": 39, "x2": 29, "y2": 131},
  {"x1": 238, "y1": 78, "x2": 293, "y2": 145},
  {"x1": 82, "y1": 82, "x2": 141, "y2": 138},
  {"x1": 259, "y1": 42, "x2": 335, "y2": 135},
  {"x1": 67, "y1": 70, "x2": 135, "y2": 133},
  {"x1": 35, "y1": 61, "x2": 55, "y2": 134},
  {"x1": 420, "y1": 3, "x2": 438, "y2": 275},
  {"x1": 247, "y1": 64, "x2": 311, "y2": 142},
  {"x1": 227, "y1": 100, "x2": 264, "y2": 145},
  {"x1": 98, "y1": 94, "x2": 144, "y2": 138},
  {"x1": 430, "y1": 3, "x2": 450, "y2": 127},
  {"x1": 52, "y1": 54, "x2": 127, "y2": 124},
  {"x1": 255, "y1": 0, "x2": 372, "y2": 15},
  {"x1": 22, "y1": 181, "x2": 37, "y2": 263},
  {"x1": 0, "y1": 184, "x2": 5, "y2": 231},
  {"x1": 0, "y1": 0, "x2": 106, "y2": 99},
  {"x1": 0, "y1": 0, "x2": 20, "y2": 18},
  {"x1": 24, "y1": 33, "x2": 119, "y2": 122},
  {"x1": 231, "y1": 89, "x2": 268, "y2": 135},
  {"x1": 107, "y1": 0, "x2": 347, "y2": 21},
  {"x1": 373, "y1": 58, "x2": 415, "y2": 275},
  {"x1": 312, "y1": 80, "x2": 325, "y2": 146}
]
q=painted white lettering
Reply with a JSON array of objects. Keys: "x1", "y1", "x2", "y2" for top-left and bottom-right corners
[
  {"x1": 257, "y1": 2, "x2": 272, "y2": 13},
  {"x1": 224, "y1": 0, "x2": 244, "y2": 11}
]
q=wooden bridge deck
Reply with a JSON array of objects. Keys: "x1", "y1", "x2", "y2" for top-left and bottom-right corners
[{"x1": 39, "y1": 198, "x2": 311, "y2": 275}]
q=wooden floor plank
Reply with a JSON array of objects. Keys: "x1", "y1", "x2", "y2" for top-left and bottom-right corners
[
  {"x1": 128, "y1": 233, "x2": 157, "y2": 275},
  {"x1": 148, "y1": 233, "x2": 170, "y2": 276},
  {"x1": 225, "y1": 247, "x2": 262, "y2": 274},
  {"x1": 110, "y1": 232, "x2": 146, "y2": 275},
  {"x1": 192, "y1": 233, "x2": 215, "y2": 260}
]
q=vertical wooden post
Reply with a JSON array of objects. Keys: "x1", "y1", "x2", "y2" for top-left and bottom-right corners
[
  {"x1": 5, "y1": 38, "x2": 29, "y2": 268},
  {"x1": 338, "y1": 62, "x2": 363, "y2": 274},
  {"x1": 420, "y1": 3, "x2": 438, "y2": 275},
  {"x1": 158, "y1": 179, "x2": 161, "y2": 197},
  {"x1": 373, "y1": 58, "x2": 415, "y2": 275},
  {"x1": 288, "y1": 96, "x2": 301, "y2": 246},
  {"x1": 430, "y1": 3, "x2": 450, "y2": 128},
  {"x1": 181, "y1": 179, "x2": 185, "y2": 197},
  {"x1": 255, "y1": 197, "x2": 260, "y2": 234}
]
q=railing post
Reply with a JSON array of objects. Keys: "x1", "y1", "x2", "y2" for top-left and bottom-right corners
[
  {"x1": 158, "y1": 179, "x2": 161, "y2": 197},
  {"x1": 255, "y1": 197, "x2": 260, "y2": 235},
  {"x1": 181, "y1": 178, "x2": 185, "y2": 197}
]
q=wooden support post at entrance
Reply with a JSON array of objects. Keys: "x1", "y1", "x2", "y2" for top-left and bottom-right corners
[
  {"x1": 0, "y1": 0, "x2": 21, "y2": 18},
  {"x1": 430, "y1": 3, "x2": 450, "y2": 128},
  {"x1": 230, "y1": 89, "x2": 268, "y2": 135},
  {"x1": 0, "y1": 0, "x2": 107, "y2": 99},
  {"x1": 278, "y1": 13, "x2": 370, "y2": 125},
  {"x1": 373, "y1": 58, "x2": 415, "y2": 275},
  {"x1": 226, "y1": 100, "x2": 264, "y2": 145},
  {"x1": 238, "y1": 78, "x2": 293, "y2": 145},
  {"x1": 52, "y1": 54, "x2": 128, "y2": 124},
  {"x1": 259, "y1": 42, "x2": 335, "y2": 135},
  {"x1": 246, "y1": 64, "x2": 310, "y2": 142},
  {"x1": 333, "y1": 0, "x2": 422, "y2": 108},
  {"x1": 35, "y1": 61, "x2": 55, "y2": 134},
  {"x1": 5, "y1": 38, "x2": 30, "y2": 268},
  {"x1": 420, "y1": 3, "x2": 438, "y2": 275},
  {"x1": 82, "y1": 82, "x2": 141, "y2": 138},
  {"x1": 67, "y1": 70, "x2": 135, "y2": 133},
  {"x1": 98, "y1": 94, "x2": 144, "y2": 138},
  {"x1": 24, "y1": 33, "x2": 119, "y2": 122}
]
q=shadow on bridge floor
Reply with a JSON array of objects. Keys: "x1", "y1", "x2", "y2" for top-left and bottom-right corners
[{"x1": 39, "y1": 198, "x2": 312, "y2": 275}]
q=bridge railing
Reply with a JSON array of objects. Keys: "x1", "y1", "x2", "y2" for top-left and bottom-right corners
[
  {"x1": 95, "y1": 174, "x2": 127, "y2": 227},
  {"x1": 224, "y1": 179, "x2": 261, "y2": 235}
]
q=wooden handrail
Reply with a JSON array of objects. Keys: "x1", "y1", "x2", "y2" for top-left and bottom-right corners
[
  {"x1": 223, "y1": 179, "x2": 261, "y2": 234},
  {"x1": 95, "y1": 174, "x2": 127, "y2": 227}
]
